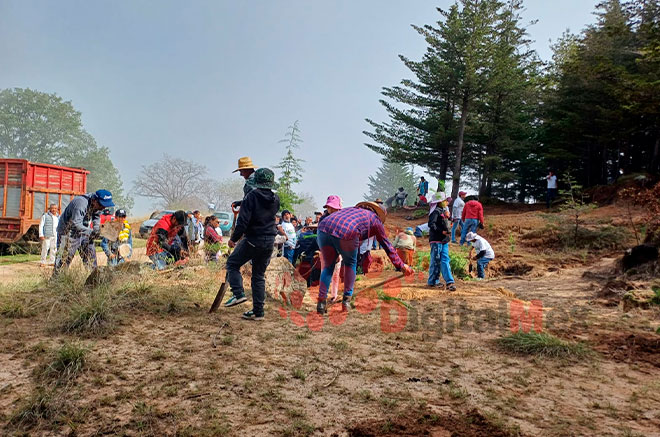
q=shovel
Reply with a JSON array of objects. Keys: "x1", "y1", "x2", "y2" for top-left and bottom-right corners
[{"x1": 209, "y1": 206, "x2": 240, "y2": 313}]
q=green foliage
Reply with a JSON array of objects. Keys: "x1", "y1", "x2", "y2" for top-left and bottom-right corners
[
  {"x1": 412, "y1": 209, "x2": 427, "y2": 218},
  {"x1": 651, "y1": 286, "x2": 660, "y2": 306},
  {"x1": 363, "y1": 159, "x2": 417, "y2": 204},
  {"x1": 449, "y1": 249, "x2": 469, "y2": 279},
  {"x1": 496, "y1": 331, "x2": 591, "y2": 359},
  {"x1": 9, "y1": 389, "x2": 57, "y2": 428},
  {"x1": 276, "y1": 121, "x2": 305, "y2": 211},
  {"x1": 0, "y1": 88, "x2": 133, "y2": 209}
]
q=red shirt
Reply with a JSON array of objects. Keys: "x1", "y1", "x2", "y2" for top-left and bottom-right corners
[
  {"x1": 146, "y1": 214, "x2": 182, "y2": 256},
  {"x1": 461, "y1": 200, "x2": 484, "y2": 223}
]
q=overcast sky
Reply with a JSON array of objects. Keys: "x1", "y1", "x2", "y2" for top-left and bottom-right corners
[{"x1": 1, "y1": 0, "x2": 599, "y2": 214}]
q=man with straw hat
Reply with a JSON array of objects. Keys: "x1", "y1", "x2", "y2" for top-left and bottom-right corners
[
  {"x1": 315, "y1": 201, "x2": 414, "y2": 314},
  {"x1": 231, "y1": 156, "x2": 258, "y2": 209},
  {"x1": 224, "y1": 168, "x2": 280, "y2": 321}
]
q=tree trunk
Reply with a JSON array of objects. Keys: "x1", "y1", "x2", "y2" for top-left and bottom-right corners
[
  {"x1": 451, "y1": 91, "x2": 470, "y2": 199},
  {"x1": 651, "y1": 135, "x2": 660, "y2": 174}
]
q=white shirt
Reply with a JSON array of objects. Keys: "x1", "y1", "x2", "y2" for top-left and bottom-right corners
[
  {"x1": 281, "y1": 221, "x2": 297, "y2": 248},
  {"x1": 359, "y1": 237, "x2": 375, "y2": 254},
  {"x1": 472, "y1": 235, "x2": 495, "y2": 259},
  {"x1": 547, "y1": 175, "x2": 557, "y2": 189},
  {"x1": 452, "y1": 198, "x2": 465, "y2": 220}
]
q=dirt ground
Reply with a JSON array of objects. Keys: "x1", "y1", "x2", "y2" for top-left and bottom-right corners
[{"x1": 1, "y1": 205, "x2": 659, "y2": 436}]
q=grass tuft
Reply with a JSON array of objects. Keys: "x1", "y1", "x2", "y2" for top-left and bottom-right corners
[
  {"x1": 496, "y1": 331, "x2": 591, "y2": 359},
  {"x1": 9, "y1": 389, "x2": 57, "y2": 428},
  {"x1": 40, "y1": 342, "x2": 89, "y2": 383},
  {"x1": 61, "y1": 288, "x2": 117, "y2": 336}
]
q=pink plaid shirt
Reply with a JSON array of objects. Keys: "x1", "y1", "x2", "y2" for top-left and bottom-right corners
[{"x1": 318, "y1": 207, "x2": 404, "y2": 269}]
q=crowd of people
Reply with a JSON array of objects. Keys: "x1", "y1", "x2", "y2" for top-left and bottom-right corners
[{"x1": 47, "y1": 156, "x2": 507, "y2": 322}]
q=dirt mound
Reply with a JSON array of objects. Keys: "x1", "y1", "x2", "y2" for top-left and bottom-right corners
[
  {"x1": 597, "y1": 279, "x2": 635, "y2": 300},
  {"x1": 592, "y1": 333, "x2": 660, "y2": 368},
  {"x1": 346, "y1": 409, "x2": 517, "y2": 437},
  {"x1": 370, "y1": 254, "x2": 385, "y2": 272},
  {"x1": 241, "y1": 256, "x2": 307, "y2": 304},
  {"x1": 494, "y1": 261, "x2": 533, "y2": 277}
]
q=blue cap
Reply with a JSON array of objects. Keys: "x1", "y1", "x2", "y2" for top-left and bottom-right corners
[{"x1": 95, "y1": 190, "x2": 114, "y2": 208}]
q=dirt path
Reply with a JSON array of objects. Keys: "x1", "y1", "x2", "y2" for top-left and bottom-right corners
[{"x1": 1, "y1": 256, "x2": 658, "y2": 436}]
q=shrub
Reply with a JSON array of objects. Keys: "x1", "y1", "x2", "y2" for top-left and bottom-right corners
[{"x1": 449, "y1": 250, "x2": 469, "y2": 279}]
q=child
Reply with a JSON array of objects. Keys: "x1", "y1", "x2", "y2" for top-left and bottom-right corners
[
  {"x1": 427, "y1": 195, "x2": 456, "y2": 291},
  {"x1": 466, "y1": 232, "x2": 495, "y2": 279}
]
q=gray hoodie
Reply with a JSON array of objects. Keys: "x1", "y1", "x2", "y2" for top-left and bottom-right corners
[{"x1": 57, "y1": 193, "x2": 101, "y2": 237}]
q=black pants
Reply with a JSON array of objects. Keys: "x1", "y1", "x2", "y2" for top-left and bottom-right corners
[{"x1": 226, "y1": 237, "x2": 274, "y2": 316}]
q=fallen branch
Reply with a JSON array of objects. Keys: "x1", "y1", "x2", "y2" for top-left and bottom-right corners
[
  {"x1": 323, "y1": 369, "x2": 339, "y2": 388},
  {"x1": 211, "y1": 322, "x2": 229, "y2": 348}
]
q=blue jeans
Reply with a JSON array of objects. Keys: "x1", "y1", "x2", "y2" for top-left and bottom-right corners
[
  {"x1": 226, "y1": 236, "x2": 274, "y2": 316},
  {"x1": 460, "y1": 219, "x2": 479, "y2": 246},
  {"x1": 427, "y1": 242, "x2": 454, "y2": 286},
  {"x1": 53, "y1": 232, "x2": 97, "y2": 276},
  {"x1": 150, "y1": 251, "x2": 172, "y2": 270},
  {"x1": 283, "y1": 246, "x2": 295, "y2": 264},
  {"x1": 477, "y1": 257, "x2": 492, "y2": 278},
  {"x1": 451, "y1": 219, "x2": 463, "y2": 243},
  {"x1": 317, "y1": 231, "x2": 358, "y2": 301},
  {"x1": 547, "y1": 188, "x2": 557, "y2": 208}
]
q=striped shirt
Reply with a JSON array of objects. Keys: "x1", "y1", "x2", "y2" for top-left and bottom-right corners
[{"x1": 318, "y1": 207, "x2": 404, "y2": 269}]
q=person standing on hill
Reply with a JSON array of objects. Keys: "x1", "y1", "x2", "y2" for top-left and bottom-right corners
[
  {"x1": 53, "y1": 190, "x2": 114, "y2": 276},
  {"x1": 279, "y1": 210, "x2": 297, "y2": 263},
  {"x1": 315, "y1": 202, "x2": 414, "y2": 314},
  {"x1": 451, "y1": 191, "x2": 467, "y2": 244},
  {"x1": 231, "y1": 156, "x2": 258, "y2": 209},
  {"x1": 428, "y1": 195, "x2": 455, "y2": 291},
  {"x1": 223, "y1": 168, "x2": 280, "y2": 321},
  {"x1": 460, "y1": 198, "x2": 485, "y2": 246},
  {"x1": 546, "y1": 171, "x2": 558, "y2": 208},
  {"x1": 418, "y1": 176, "x2": 429, "y2": 197},
  {"x1": 39, "y1": 203, "x2": 59, "y2": 266},
  {"x1": 394, "y1": 187, "x2": 408, "y2": 207}
]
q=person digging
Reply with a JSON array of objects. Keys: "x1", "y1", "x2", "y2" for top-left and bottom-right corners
[
  {"x1": 315, "y1": 201, "x2": 414, "y2": 314},
  {"x1": 466, "y1": 232, "x2": 495, "y2": 280},
  {"x1": 223, "y1": 168, "x2": 280, "y2": 321}
]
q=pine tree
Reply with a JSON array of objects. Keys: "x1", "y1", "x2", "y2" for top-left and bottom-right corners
[
  {"x1": 275, "y1": 120, "x2": 305, "y2": 211},
  {"x1": 363, "y1": 159, "x2": 417, "y2": 205}
]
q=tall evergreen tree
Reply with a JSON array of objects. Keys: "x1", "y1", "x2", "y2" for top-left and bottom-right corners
[
  {"x1": 363, "y1": 159, "x2": 417, "y2": 205},
  {"x1": 275, "y1": 120, "x2": 305, "y2": 211}
]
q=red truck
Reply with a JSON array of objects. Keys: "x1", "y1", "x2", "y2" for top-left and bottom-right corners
[{"x1": 0, "y1": 159, "x2": 89, "y2": 244}]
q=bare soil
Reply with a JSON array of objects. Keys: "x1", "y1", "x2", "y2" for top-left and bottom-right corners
[{"x1": 1, "y1": 206, "x2": 659, "y2": 436}]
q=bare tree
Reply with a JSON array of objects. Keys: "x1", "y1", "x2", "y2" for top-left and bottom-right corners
[
  {"x1": 196, "y1": 177, "x2": 244, "y2": 212},
  {"x1": 133, "y1": 154, "x2": 207, "y2": 208}
]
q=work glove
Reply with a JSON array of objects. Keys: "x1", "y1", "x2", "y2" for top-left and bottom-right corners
[{"x1": 478, "y1": 222, "x2": 485, "y2": 230}]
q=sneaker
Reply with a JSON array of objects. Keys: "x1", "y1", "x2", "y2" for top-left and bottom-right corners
[
  {"x1": 224, "y1": 294, "x2": 247, "y2": 307},
  {"x1": 242, "y1": 310, "x2": 264, "y2": 321},
  {"x1": 317, "y1": 300, "x2": 327, "y2": 315},
  {"x1": 446, "y1": 283, "x2": 456, "y2": 292},
  {"x1": 342, "y1": 295, "x2": 351, "y2": 312}
]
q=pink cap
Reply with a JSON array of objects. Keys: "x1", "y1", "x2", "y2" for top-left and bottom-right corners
[
  {"x1": 324, "y1": 195, "x2": 343, "y2": 210},
  {"x1": 459, "y1": 191, "x2": 467, "y2": 197}
]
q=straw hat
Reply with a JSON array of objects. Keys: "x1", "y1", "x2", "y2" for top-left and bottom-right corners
[
  {"x1": 233, "y1": 156, "x2": 257, "y2": 173},
  {"x1": 118, "y1": 244, "x2": 131, "y2": 258},
  {"x1": 355, "y1": 201, "x2": 387, "y2": 223}
]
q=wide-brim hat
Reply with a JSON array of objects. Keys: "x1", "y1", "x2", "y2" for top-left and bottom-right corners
[
  {"x1": 253, "y1": 168, "x2": 277, "y2": 189},
  {"x1": 374, "y1": 198, "x2": 384, "y2": 204},
  {"x1": 355, "y1": 201, "x2": 387, "y2": 223},
  {"x1": 118, "y1": 244, "x2": 131, "y2": 258},
  {"x1": 233, "y1": 156, "x2": 257, "y2": 173}
]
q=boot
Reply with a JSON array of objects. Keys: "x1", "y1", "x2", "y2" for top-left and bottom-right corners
[
  {"x1": 317, "y1": 299, "x2": 327, "y2": 315},
  {"x1": 341, "y1": 295, "x2": 351, "y2": 312}
]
